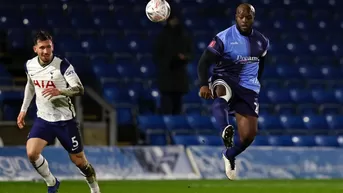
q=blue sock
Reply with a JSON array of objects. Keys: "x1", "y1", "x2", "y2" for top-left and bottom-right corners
[
  {"x1": 211, "y1": 98, "x2": 230, "y2": 131},
  {"x1": 225, "y1": 140, "x2": 251, "y2": 159}
]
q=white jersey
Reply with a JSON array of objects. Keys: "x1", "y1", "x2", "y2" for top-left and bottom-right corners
[{"x1": 20, "y1": 55, "x2": 83, "y2": 122}]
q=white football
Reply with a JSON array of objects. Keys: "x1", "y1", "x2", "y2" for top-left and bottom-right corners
[{"x1": 145, "y1": 0, "x2": 171, "y2": 22}]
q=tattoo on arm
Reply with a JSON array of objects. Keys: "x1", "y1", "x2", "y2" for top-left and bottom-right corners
[{"x1": 60, "y1": 83, "x2": 84, "y2": 97}]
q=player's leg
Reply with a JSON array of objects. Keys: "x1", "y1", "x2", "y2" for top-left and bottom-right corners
[
  {"x1": 56, "y1": 120, "x2": 100, "y2": 193},
  {"x1": 222, "y1": 93, "x2": 259, "y2": 180},
  {"x1": 211, "y1": 80, "x2": 234, "y2": 148},
  {"x1": 69, "y1": 151, "x2": 100, "y2": 193},
  {"x1": 27, "y1": 118, "x2": 59, "y2": 191}
]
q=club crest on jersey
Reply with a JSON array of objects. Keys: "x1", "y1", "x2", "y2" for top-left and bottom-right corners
[
  {"x1": 209, "y1": 40, "x2": 216, "y2": 48},
  {"x1": 33, "y1": 80, "x2": 56, "y2": 88},
  {"x1": 236, "y1": 55, "x2": 259, "y2": 64}
]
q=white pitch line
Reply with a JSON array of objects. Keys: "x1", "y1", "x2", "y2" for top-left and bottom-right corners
[{"x1": 188, "y1": 182, "x2": 343, "y2": 189}]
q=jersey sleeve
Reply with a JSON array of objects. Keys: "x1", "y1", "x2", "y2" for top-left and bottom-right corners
[
  {"x1": 21, "y1": 62, "x2": 35, "y2": 112},
  {"x1": 59, "y1": 59, "x2": 84, "y2": 96},
  {"x1": 206, "y1": 35, "x2": 225, "y2": 56},
  {"x1": 261, "y1": 38, "x2": 269, "y2": 57},
  {"x1": 60, "y1": 59, "x2": 83, "y2": 88}
]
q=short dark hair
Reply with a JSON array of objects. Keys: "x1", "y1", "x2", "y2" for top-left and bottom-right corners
[{"x1": 34, "y1": 30, "x2": 53, "y2": 45}]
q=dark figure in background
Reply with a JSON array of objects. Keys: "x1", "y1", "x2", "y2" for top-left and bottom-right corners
[{"x1": 153, "y1": 12, "x2": 193, "y2": 115}]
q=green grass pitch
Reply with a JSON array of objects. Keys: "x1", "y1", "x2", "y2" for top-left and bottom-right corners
[{"x1": 0, "y1": 179, "x2": 342, "y2": 193}]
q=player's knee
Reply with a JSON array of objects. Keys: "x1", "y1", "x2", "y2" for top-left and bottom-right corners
[
  {"x1": 27, "y1": 150, "x2": 40, "y2": 162},
  {"x1": 215, "y1": 85, "x2": 226, "y2": 96},
  {"x1": 215, "y1": 84, "x2": 232, "y2": 102},
  {"x1": 239, "y1": 126, "x2": 257, "y2": 146},
  {"x1": 70, "y1": 152, "x2": 87, "y2": 168}
]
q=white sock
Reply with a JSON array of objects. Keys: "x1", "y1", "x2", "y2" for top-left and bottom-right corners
[
  {"x1": 79, "y1": 164, "x2": 100, "y2": 193},
  {"x1": 88, "y1": 180, "x2": 100, "y2": 193},
  {"x1": 33, "y1": 154, "x2": 56, "y2": 186}
]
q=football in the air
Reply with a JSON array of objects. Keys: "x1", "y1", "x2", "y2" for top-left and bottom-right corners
[{"x1": 145, "y1": 0, "x2": 171, "y2": 22}]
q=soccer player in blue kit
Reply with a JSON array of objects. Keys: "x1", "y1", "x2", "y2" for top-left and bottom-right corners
[
  {"x1": 198, "y1": 3, "x2": 269, "y2": 180},
  {"x1": 16, "y1": 31, "x2": 101, "y2": 193}
]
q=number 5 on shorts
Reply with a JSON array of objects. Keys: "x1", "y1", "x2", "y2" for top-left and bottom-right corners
[
  {"x1": 254, "y1": 102, "x2": 259, "y2": 114},
  {"x1": 72, "y1": 136, "x2": 79, "y2": 150}
]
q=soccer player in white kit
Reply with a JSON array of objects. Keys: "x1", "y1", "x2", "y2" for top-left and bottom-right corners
[{"x1": 16, "y1": 31, "x2": 101, "y2": 193}]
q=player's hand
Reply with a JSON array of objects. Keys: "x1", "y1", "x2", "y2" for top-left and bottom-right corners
[
  {"x1": 42, "y1": 88, "x2": 61, "y2": 99},
  {"x1": 178, "y1": 53, "x2": 186, "y2": 60},
  {"x1": 199, "y1": 86, "x2": 213, "y2": 99},
  {"x1": 17, "y1": 111, "x2": 26, "y2": 129}
]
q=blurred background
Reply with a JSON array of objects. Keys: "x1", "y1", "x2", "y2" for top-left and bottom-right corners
[{"x1": 0, "y1": 0, "x2": 343, "y2": 182}]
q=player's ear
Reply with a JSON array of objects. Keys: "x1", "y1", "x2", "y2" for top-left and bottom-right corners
[{"x1": 33, "y1": 45, "x2": 37, "y2": 53}]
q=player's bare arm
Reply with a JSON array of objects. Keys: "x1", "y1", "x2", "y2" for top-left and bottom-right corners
[
  {"x1": 17, "y1": 73, "x2": 35, "y2": 129},
  {"x1": 42, "y1": 64, "x2": 84, "y2": 98},
  {"x1": 59, "y1": 83, "x2": 84, "y2": 97}
]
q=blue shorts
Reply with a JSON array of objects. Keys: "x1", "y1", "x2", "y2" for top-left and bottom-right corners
[
  {"x1": 28, "y1": 117, "x2": 84, "y2": 154},
  {"x1": 209, "y1": 75, "x2": 259, "y2": 117}
]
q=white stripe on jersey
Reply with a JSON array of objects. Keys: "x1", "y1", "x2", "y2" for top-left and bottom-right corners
[{"x1": 21, "y1": 56, "x2": 83, "y2": 122}]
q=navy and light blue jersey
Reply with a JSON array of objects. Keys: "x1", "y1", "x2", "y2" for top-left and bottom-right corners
[{"x1": 207, "y1": 25, "x2": 269, "y2": 94}]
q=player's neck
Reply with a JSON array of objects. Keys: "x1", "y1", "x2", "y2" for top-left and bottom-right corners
[
  {"x1": 38, "y1": 56, "x2": 53, "y2": 67},
  {"x1": 236, "y1": 25, "x2": 252, "y2": 36}
]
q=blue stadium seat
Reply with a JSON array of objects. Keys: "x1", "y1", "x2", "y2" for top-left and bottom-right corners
[
  {"x1": 79, "y1": 35, "x2": 108, "y2": 53},
  {"x1": 302, "y1": 115, "x2": 328, "y2": 131},
  {"x1": 280, "y1": 115, "x2": 306, "y2": 130},
  {"x1": 292, "y1": 136, "x2": 316, "y2": 146},
  {"x1": 2, "y1": 104, "x2": 18, "y2": 120},
  {"x1": 315, "y1": 135, "x2": 340, "y2": 147},
  {"x1": 290, "y1": 89, "x2": 314, "y2": 104},
  {"x1": 172, "y1": 134, "x2": 201, "y2": 146},
  {"x1": 183, "y1": 106, "x2": 205, "y2": 115},
  {"x1": 91, "y1": 10, "x2": 115, "y2": 29},
  {"x1": 0, "y1": 91, "x2": 24, "y2": 101},
  {"x1": 267, "y1": 89, "x2": 292, "y2": 104},
  {"x1": 198, "y1": 135, "x2": 223, "y2": 146},
  {"x1": 187, "y1": 115, "x2": 216, "y2": 133},
  {"x1": 164, "y1": 115, "x2": 193, "y2": 134},
  {"x1": 258, "y1": 114, "x2": 283, "y2": 131},
  {"x1": 334, "y1": 89, "x2": 343, "y2": 103},
  {"x1": 276, "y1": 66, "x2": 301, "y2": 79},
  {"x1": 262, "y1": 66, "x2": 279, "y2": 79},
  {"x1": 321, "y1": 66, "x2": 341, "y2": 79},
  {"x1": 299, "y1": 66, "x2": 323, "y2": 79},
  {"x1": 251, "y1": 135, "x2": 269, "y2": 146},
  {"x1": 149, "y1": 134, "x2": 168, "y2": 145},
  {"x1": 137, "y1": 115, "x2": 167, "y2": 145},
  {"x1": 116, "y1": 63, "x2": 141, "y2": 79},
  {"x1": 312, "y1": 89, "x2": 337, "y2": 104},
  {"x1": 183, "y1": 89, "x2": 202, "y2": 104},
  {"x1": 139, "y1": 60, "x2": 156, "y2": 79},
  {"x1": 93, "y1": 63, "x2": 119, "y2": 79},
  {"x1": 116, "y1": 107, "x2": 133, "y2": 125},
  {"x1": 7, "y1": 29, "x2": 26, "y2": 49},
  {"x1": 137, "y1": 115, "x2": 166, "y2": 132},
  {"x1": 102, "y1": 84, "x2": 138, "y2": 105},
  {"x1": 268, "y1": 135, "x2": 294, "y2": 146},
  {"x1": 326, "y1": 115, "x2": 343, "y2": 130}
]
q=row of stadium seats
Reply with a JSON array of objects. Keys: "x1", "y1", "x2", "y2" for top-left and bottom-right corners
[
  {"x1": 169, "y1": 134, "x2": 343, "y2": 147},
  {"x1": 137, "y1": 115, "x2": 343, "y2": 134},
  {"x1": 101, "y1": 84, "x2": 343, "y2": 105},
  {"x1": 92, "y1": 63, "x2": 343, "y2": 81}
]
